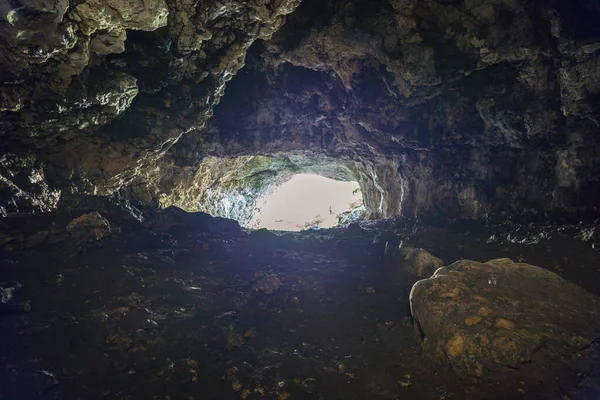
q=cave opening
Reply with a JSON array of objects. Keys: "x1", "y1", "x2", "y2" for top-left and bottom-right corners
[
  {"x1": 188, "y1": 154, "x2": 367, "y2": 231},
  {"x1": 248, "y1": 174, "x2": 364, "y2": 231}
]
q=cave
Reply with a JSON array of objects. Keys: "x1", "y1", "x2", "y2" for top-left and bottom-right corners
[
  {"x1": 167, "y1": 153, "x2": 367, "y2": 230},
  {"x1": 1, "y1": 0, "x2": 600, "y2": 399}
]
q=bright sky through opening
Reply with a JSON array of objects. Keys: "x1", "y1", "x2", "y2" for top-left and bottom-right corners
[{"x1": 249, "y1": 174, "x2": 362, "y2": 231}]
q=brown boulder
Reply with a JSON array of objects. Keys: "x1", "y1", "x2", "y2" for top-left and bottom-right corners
[
  {"x1": 410, "y1": 258, "x2": 600, "y2": 378},
  {"x1": 66, "y1": 212, "x2": 111, "y2": 244}
]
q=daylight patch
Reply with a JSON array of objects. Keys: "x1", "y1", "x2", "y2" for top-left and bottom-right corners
[{"x1": 248, "y1": 174, "x2": 364, "y2": 231}]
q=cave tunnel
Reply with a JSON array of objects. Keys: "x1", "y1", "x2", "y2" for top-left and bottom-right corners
[{"x1": 1, "y1": 0, "x2": 600, "y2": 399}]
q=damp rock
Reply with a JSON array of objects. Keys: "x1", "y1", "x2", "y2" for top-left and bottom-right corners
[
  {"x1": 66, "y1": 212, "x2": 111, "y2": 244},
  {"x1": 410, "y1": 258, "x2": 600, "y2": 378},
  {"x1": 401, "y1": 247, "x2": 444, "y2": 278}
]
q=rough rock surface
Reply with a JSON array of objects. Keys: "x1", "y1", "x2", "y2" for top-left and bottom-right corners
[
  {"x1": 410, "y1": 258, "x2": 600, "y2": 378},
  {"x1": 1, "y1": 0, "x2": 600, "y2": 222},
  {"x1": 401, "y1": 247, "x2": 444, "y2": 278},
  {"x1": 133, "y1": 153, "x2": 357, "y2": 225},
  {"x1": 0, "y1": 0, "x2": 301, "y2": 214},
  {"x1": 66, "y1": 211, "x2": 111, "y2": 243},
  {"x1": 155, "y1": 0, "x2": 600, "y2": 219}
]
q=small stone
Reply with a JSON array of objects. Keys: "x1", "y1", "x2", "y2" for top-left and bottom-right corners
[
  {"x1": 227, "y1": 332, "x2": 245, "y2": 348},
  {"x1": 255, "y1": 275, "x2": 281, "y2": 294},
  {"x1": 495, "y1": 318, "x2": 516, "y2": 330},
  {"x1": 278, "y1": 392, "x2": 290, "y2": 400},
  {"x1": 365, "y1": 287, "x2": 376, "y2": 294},
  {"x1": 226, "y1": 367, "x2": 239, "y2": 379},
  {"x1": 465, "y1": 315, "x2": 482, "y2": 326},
  {"x1": 66, "y1": 212, "x2": 111, "y2": 244},
  {"x1": 231, "y1": 381, "x2": 243, "y2": 392}
]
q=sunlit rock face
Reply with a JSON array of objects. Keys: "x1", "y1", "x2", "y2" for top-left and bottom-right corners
[
  {"x1": 131, "y1": 153, "x2": 360, "y2": 226},
  {"x1": 1, "y1": 0, "x2": 600, "y2": 221},
  {"x1": 186, "y1": 0, "x2": 600, "y2": 220},
  {"x1": 0, "y1": 0, "x2": 301, "y2": 215}
]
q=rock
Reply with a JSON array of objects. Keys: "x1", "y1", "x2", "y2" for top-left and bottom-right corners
[
  {"x1": 243, "y1": 327, "x2": 257, "y2": 338},
  {"x1": 231, "y1": 380, "x2": 243, "y2": 392},
  {"x1": 255, "y1": 275, "x2": 281, "y2": 295},
  {"x1": 227, "y1": 332, "x2": 245, "y2": 348},
  {"x1": 2, "y1": 0, "x2": 600, "y2": 223},
  {"x1": 66, "y1": 212, "x2": 111, "y2": 244},
  {"x1": 410, "y1": 258, "x2": 600, "y2": 378},
  {"x1": 401, "y1": 247, "x2": 444, "y2": 278}
]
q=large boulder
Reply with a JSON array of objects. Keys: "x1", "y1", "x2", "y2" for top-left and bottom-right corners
[{"x1": 410, "y1": 258, "x2": 600, "y2": 379}]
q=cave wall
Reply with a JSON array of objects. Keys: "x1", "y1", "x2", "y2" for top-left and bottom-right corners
[
  {"x1": 153, "y1": 0, "x2": 600, "y2": 220},
  {"x1": 0, "y1": 0, "x2": 301, "y2": 215},
  {"x1": 1, "y1": 0, "x2": 600, "y2": 220}
]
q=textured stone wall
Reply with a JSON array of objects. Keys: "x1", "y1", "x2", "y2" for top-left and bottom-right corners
[
  {"x1": 1, "y1": 0, "x2": 599, "y2": 220},
  {"x1": 0, "y1": 0, "x2": 301, "y2": 215}
]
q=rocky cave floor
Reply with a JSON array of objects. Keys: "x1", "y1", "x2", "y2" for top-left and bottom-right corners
[{"x1": 1, "y1": 209, "x2": 600, "y2": 400}]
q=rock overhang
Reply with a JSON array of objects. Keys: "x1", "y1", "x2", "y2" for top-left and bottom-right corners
[{"x1": 0, "y1": 0, "x2": 599, "y2": 223}]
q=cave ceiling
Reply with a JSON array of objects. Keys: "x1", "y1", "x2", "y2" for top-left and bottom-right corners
[{"x1": 1, "y1": 0, "x2": 599, "y2": 219}]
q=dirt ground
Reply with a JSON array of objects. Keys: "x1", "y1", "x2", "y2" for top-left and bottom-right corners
[{"x1": 1, "y1": 212, "x2": 599, "y2": 399}]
